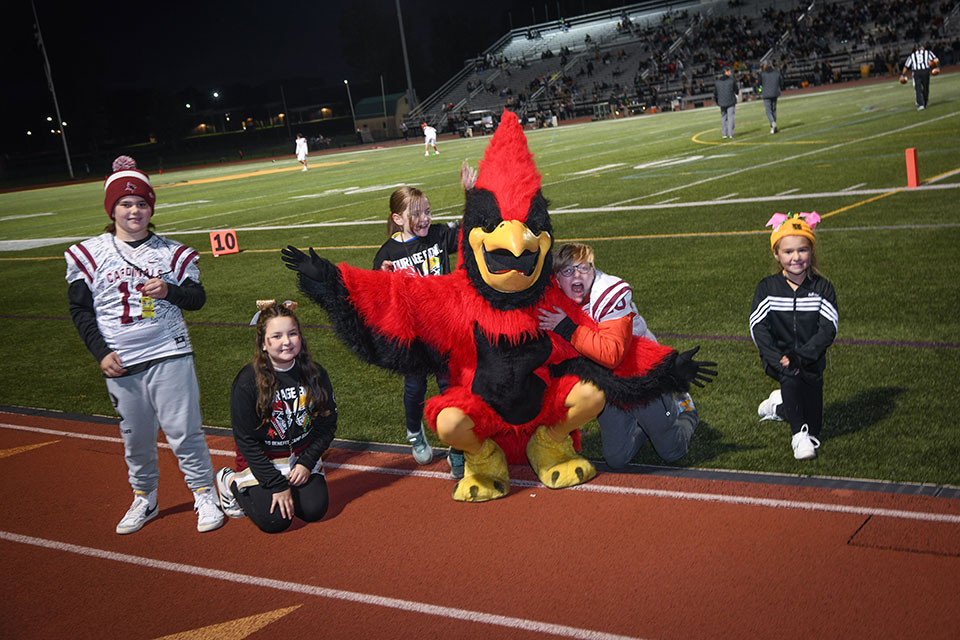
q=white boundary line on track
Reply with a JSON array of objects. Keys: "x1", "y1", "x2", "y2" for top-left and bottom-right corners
[
  {"x1": 0, "y1": 530, "x2": 645, "y2": 640},
  {"x1": 4, "y1": 422, "x2": 958, "y2": 524}
]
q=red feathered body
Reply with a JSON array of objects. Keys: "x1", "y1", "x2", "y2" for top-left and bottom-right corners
[{"x1": 338, "y1": 264, "x2": 674, "y2": 462}]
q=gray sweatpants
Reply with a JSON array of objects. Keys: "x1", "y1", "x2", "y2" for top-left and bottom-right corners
[
  {"x1": 598, "y1": 393, "x2": 699, "y2": 468},
  {"x1": 764, "y1": 98, "x2": 778, "y2": 127},
  {"x1": 720, "y1": 105, "x2": 736, "y2": 137},
  {"x1": 105, "y1": 355, "x2": 215, "y2": 494}
]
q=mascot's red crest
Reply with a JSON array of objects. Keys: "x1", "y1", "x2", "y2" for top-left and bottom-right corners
[{"x1": 474, "y1": 111, "x2": 541, "y2": 222}]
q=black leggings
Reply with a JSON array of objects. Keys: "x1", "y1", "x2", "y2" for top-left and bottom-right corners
[
  {"x1": 778, "y1": 374, "x2": 824, "y2": 437},
  {"x1": 233, "y1": 473, "x2": 329, "y2": 534}
]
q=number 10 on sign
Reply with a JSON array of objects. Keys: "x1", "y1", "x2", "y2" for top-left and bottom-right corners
[{"x1": 210, "y1": 230, "x2": 239, "y2": 257}]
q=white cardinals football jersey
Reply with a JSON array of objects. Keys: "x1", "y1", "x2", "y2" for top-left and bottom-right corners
[
  {"x1": 583, "y1": 269, "x2": 656, "y2": 341},
  {"x1": 65, "y1": 232, "x2": 198, "y2": 366}
]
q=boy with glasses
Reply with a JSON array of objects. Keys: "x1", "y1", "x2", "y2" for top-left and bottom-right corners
[{"x1": 538, "y1": 243, "x2": 701, "y2": 468}]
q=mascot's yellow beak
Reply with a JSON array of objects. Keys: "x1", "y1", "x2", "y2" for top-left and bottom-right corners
[{"x1": 468, "y1": 220, "x2": 552, "y2": 293}]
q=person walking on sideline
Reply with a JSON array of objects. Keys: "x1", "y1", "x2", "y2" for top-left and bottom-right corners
[
  {"x1": 901, "y1": 44, "x2": 940, "y2": 110},
  {"x1": 65, "y1": 156, "x2": 223, "y2": 535},
  {"x1": 750, "y1": 212, "x2": 838, "y2": 460},
  {"x1": 759, "y1": 62, "x2": 784, "y2": 133},
  {"x1": 295, "y1": 133, "x2": 309, "y2": 171},
  {"x1": 713, "y1": 67, "x2": 739, "y2": 139}
]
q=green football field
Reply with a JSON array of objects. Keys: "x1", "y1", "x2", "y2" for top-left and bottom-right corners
[{"x1": 2, "y1": 74, "x2": 959, "y2": 485}]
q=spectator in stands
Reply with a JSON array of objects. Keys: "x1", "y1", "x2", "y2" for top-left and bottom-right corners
[
  {"x1": 713, "y1": 67, "x2": 739, "y2": 140},
  {"x1": 759, "y1": 61, "x2": 783, "y2": 134}
]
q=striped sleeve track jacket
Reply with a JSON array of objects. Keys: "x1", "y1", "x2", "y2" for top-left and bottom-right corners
[{"x1": 749, "y1": 272, "x2": 838, "y2": 382}]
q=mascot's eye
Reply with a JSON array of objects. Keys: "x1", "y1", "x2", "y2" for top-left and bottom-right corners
[{"x1": 483, "y1": 220, "x2": 500, "y2": 233}]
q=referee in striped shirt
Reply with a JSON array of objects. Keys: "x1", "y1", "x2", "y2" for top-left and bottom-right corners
[{"x1": 900, "y1": 43, "x2": 939, "y2": 111}]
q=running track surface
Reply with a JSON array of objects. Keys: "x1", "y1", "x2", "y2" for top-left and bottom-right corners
[{"x1": 2, "y1": 411, "x2": 958, "y2": 640}]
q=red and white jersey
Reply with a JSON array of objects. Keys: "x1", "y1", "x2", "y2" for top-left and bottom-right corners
[
  {"x1": 64, "y1": 232, "x2": 198, "y2": 366},
  {"x1": 423, "y1": 125, "x2": 437, "y2": 142},
  {"x1": 583, "y1": 269, "x2": 656, "y2": 341}
]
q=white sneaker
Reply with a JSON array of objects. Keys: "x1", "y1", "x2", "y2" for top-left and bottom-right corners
[
  {"x1": 917, "y1": 105, "x2": 925, "y2": 111},
  {"x1": 194, "y1": 487, "x2": 225, "y2": 532},
  {"x1": 116, "y1": 490, "x2": 158, "y2": 534},
  {"x1": 758, "y1": 389, "x2": 784, "y2": 422},
  {"x1": 407, "y1": 425, "x2": 434, "y2": 465},
  {"x1": 215, "y1": 468, "x2": 245, "y2": 518},
  {"x1": 425, "y1": 151, "x2": 430, "y2": 156},
  {"x1": 721, "y1": 134, "x2": 727, "y2": 139},
  {"x1": 791, "y1": 424, "x2": 820, "y2": 460}
]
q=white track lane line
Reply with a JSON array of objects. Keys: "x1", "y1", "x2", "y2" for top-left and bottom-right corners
[
  {"x1": 4, "y1": 422, "x2": 958, "y2": 523},
  {"x1": 0, "y1": 530, "x2": 646, "y2": 640}
]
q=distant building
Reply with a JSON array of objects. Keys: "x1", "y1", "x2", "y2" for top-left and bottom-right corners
[{"x1": 354, "y1": 93, "x2": 411, "y2": 140}]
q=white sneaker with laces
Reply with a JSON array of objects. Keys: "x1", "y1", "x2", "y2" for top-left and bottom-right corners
[
  {"x1": 758, "y1": 389, "x2": 784, "y2": 422},
  {"x1": 116, "y1": 490, "x2": 158, "y2": 535},
  {"x1": 215, "y1": 468, "x2": 245, "y2": 519},
  {"x1": 791, "y1": 424, "x2": 820, "y2": 460},
  {"x1": 407, "y1": 425, "x2": 434, "y2": 465},
  {"x1": 194, "y1": 487, "x2": 225, "y2": 532}
]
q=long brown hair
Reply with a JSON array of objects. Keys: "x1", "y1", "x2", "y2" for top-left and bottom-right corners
[
  {"x1": 386, "y1": 186, "x2": 427, "y2": 237},
  {"x1": 252, "y1": 302, "x2": 329, "y2": 426}
]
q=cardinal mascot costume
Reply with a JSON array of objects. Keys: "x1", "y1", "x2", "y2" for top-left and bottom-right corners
[{"x1": 283, "y1": 111, "x2": 715, "y2": 502}]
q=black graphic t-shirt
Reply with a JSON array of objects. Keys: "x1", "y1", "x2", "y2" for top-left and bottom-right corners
[
  {"x1": 372, "y1": 223, "x2": 460, "y2": 276},
  {"x1": 229, "y1": 361, "x2": 337, "y2": 491}
]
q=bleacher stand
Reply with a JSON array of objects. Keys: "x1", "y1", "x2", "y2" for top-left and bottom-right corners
[{"x1": 404, "y1": 0, "x2": 960, "y2": 133}]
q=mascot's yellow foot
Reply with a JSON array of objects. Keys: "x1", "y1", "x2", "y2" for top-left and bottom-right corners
[
  {"x1": 452, "y1": 438, "x2": 510, "y2": 503},
  {"x1": 526, "y1": 425, "x2": 597, "y2": 489}
]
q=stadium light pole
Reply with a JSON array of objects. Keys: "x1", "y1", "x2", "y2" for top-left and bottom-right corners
[
  {"x1": 344, "y1": 80, "x2": 357, "y2": 133},
  {"x1": 31, "y1": 0, "x2": 73, "y2": 179},
  {"x1": 394, "y1": 0, "x2": 417, "y2": 109}
]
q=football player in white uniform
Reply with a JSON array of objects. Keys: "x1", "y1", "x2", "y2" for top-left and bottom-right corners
[
  {"x1": 538, "y1": 243, "x2": 708, "y2": 468},
  {"x1": 65, "y1": 156, "x2": 223, "y2": 534},
  {"x1": 295, "y1": 133, "x2": 309, "y2": 171},
  {"x1": 421, "y1": 122, "x2": 439, "y2": 156}
]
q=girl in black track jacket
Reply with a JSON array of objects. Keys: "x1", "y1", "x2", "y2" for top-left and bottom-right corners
[{"x1": 749, "y1": 212, "x2": 837, "y2": 460}]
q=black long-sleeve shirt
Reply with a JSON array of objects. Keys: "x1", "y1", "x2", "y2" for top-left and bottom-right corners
[
  {"x1": 749, "y1": 272, "x2": 838, "y2": 382},
  {"x1": 229, "y1": 361, "x2": 337, "y2": 492}
]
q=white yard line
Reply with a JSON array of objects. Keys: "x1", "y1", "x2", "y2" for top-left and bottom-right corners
[{"x1": 606, "y1": 109, "x2": 960, "y2": 206}]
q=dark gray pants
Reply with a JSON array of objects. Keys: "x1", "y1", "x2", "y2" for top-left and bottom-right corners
[
  {"x1": 764, "y1": 98, "x2": 778, "y2": 127},
  {"x1": 598, "y1": 393, "x2": 699, "y2": 468}
]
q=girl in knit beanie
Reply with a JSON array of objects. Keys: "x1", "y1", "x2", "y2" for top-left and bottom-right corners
[{"x1": 749, "y1": 212, "x2": 838, "y2": 460}]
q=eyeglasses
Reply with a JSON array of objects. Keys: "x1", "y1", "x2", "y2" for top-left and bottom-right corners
[{"x1": 558, "y1": 263, "x2": 594, "y2": 278}]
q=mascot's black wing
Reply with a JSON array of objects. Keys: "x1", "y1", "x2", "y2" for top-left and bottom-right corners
[{"x1": 282, "y1": 246, "x2": 447, "y2": 376}]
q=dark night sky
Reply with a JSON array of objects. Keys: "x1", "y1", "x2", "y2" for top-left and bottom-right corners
[{"x1": 3, "y1": 0, "x2": 631, "y2": 153}]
